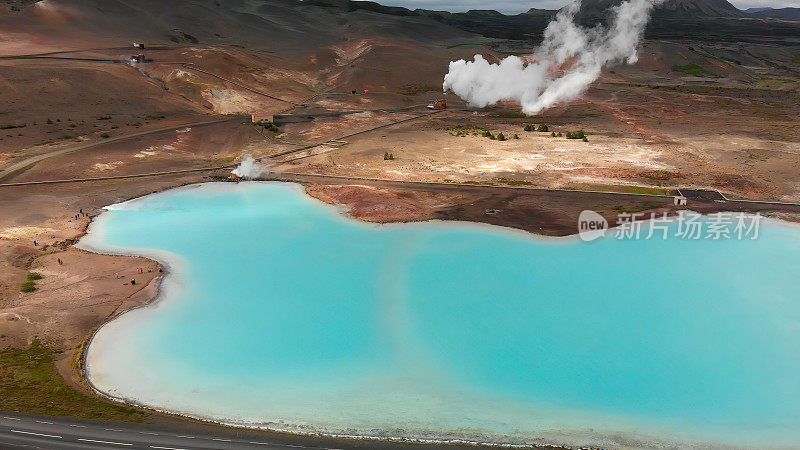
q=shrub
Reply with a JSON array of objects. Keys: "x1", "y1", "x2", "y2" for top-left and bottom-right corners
[
  {"x1": 46, "y1": 118, "x2": 53, "y2": 124},
  {"x1": 482, "y1": 130, "x2": 495, "y2": 139},
  {"x1": 497, "y1": 132, "x2": 506, "y2": 141},
  {"x1": 551, "y1": 131, "x2": 556, "y2": 137},
  {"x1": 582, "y1": 136, "x2": 588, "y2": 142},
  {"x1": 100, "y1": 133, "x2": 110, "y2": 138},
  {"x1": 20, "y1": 281, "x2": 36, "y2": 293},
  {"x1": 556, "y1": 132, "x2": 563, "y2": 137},
  {"x1": 27, "y1": 272, "x2": 42, "y2": 281},
  {"x1": 523, "y1": 124, "x2": 533, "y2": 132},
  {"x1": 513, "y1": 134, "x2": 519, "y2": 139},
  {"x1": 537, "y1": 124, "x2": 549, "y2": 132},
  {"x1": 565, "y1": 130, "x2": 586, "y2": 140}
]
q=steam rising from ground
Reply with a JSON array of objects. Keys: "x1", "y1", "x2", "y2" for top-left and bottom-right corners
[
  {"x1": 231, "y1": 154, "x2": 266, "y2": 179},
  {"x1": 443, "y1": 0, "x2": 662, "y2": 115}
]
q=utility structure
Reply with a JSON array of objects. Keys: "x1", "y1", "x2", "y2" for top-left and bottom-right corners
[
  {"x1": 132, "y1": 42, "x2": 146, "y2": 49},
  {"x1": 130, "y1": 54, "x2": 145, "y2": 64},
  {"x1": 251, "y1": 113, "x2": 274, "y2": 124},
  {"x1": 427, "y1": 99, "x2": 447, "y2": 110}
]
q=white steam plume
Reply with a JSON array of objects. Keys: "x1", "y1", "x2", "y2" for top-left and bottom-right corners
[
  {"x1": 443, "y1": 0, "x2": 662, "y2": 115},
  {"x1": 231, "y1": 154, "x2": 265, "y2": 179}
]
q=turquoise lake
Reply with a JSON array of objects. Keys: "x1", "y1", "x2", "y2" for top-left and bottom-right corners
[{"x1": 79, "y1": 182, "x2": 800, "y2": 448}]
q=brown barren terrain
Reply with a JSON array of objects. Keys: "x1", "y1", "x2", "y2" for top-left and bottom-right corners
[{"x1": 1, "y1": 0, "x2": 800, "y2": 446}]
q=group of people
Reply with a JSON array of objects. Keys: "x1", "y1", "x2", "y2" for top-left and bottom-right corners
[{"x1": 73, "y1": 208, "x2": 89, "y2": 221}]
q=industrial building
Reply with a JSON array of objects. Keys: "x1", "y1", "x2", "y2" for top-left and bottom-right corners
[{"x1": 251, "y1": 113, "x2": 274, "y2": 124}]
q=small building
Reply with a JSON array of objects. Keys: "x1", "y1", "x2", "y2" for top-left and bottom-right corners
[
  {"x1": 674, "y1": 196, "x2": 688, "y2": 206},
  {"x1": 427, "y1": 99, "x2": 447, "y2": 110},
  {"x1": 251, "y1": 113, "x2": 274, "y2": 124},
  {"x1": 130, "y1": 54, "x2": 145, "y2": 64},
  {"x1": 132, "y1": 42, "x2": 146, "y2": 49}
]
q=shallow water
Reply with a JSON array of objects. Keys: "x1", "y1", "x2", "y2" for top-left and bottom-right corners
[{"x1": 80, "y1": 182, "x2": 800, "y2": 448}]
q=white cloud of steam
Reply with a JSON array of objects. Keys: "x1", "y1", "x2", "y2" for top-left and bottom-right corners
[
  {"x1": 231, "y1": 154, "x2": 265, "y2": 179},
  {"x1": 443, "y1": 0, "x2": 663, "y2": 115}
]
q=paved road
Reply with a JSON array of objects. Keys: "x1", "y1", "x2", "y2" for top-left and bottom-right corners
[
  {"x1": 0, "y1": 118, "x2": 239, "y2": 183},
  {"x1": 0, "y1": 413, "x2": 340, "y2": 450}
]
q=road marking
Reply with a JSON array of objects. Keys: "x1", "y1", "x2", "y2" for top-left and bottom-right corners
[
  {"x1": 2, "y1": 416, "x2": 21, "y2": 420},
  {"x1": 78, "y1": 438, "x2": 132, "y2": 446},
  {"x1": 139, "y1": 431, "x2": 159, "y2": 435},
  {"x1": 10, "y1": 430, "x2": 62, "y2": 439},
  {"x1": 35, "y1": 420, "x2": 54, "y2": 424},
  {"x1": 105, "y1": 428, "x2": 124, "y2": 431},
  {"x1": 150, "y1": 446, "x2": 186, "y2": 450},
  {"x1": 69, "y1": 424, "x2": 87, "y2": 428},
  {"x1": 212, "y1": 437, "x2": 232, "y2": 441},
  {"x1": 175, "y1": 435, "x2": 195, "y2": 439}
]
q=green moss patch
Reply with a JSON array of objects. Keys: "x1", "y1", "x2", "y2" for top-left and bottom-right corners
[
  {"x1": 0, "y1": 339, "x2": 149, "y2": 421},
  {"x1": 672, "y1": 64, "x2": 717, "y2": 77}
]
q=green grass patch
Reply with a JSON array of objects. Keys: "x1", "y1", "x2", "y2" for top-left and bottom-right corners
[
  {"x1": 690, "y1": 49, "x2": 726, "y2": 64},
  {"x1": 27, "y1": 272, "x2": 42, "y2": 281},
  {"x1": 144, "y1": 115, "x2": 165, "y2": 121},
  {"x1": 577, "y1": 113, "x2": 601, "y2": 118},
  {"x1": 671, "y1": 64, "x2": 717, "y2": 77},
  {"x1": 1, "y1": 124, "x2": 26, "y2": 130},
  {"x1": 211, "y1": 155, "x2": 237, "y2": 166},
  {"x1": 398, "y1": 84, "x2": 440, "y2": 95},
  {"x1": 447, "y1": 124, "x2": 489, "y2": 137},
  {"x1": 755, "y1": 76, "x2": 784, "y2": 89},
  {"x1": 0, "y1": 339, "x2": 150, "y2": 420},
  {"x1": 612, "y1": 201, "x2": 665, "y2": 214},
  {"x1": 567, "y1": 183, "x2": 671, "y2": 196},
  {"x1": 20, "y1": 281, "x2": 36, "y2": 293},
  {"x1": 492, "y1": 112, "x2": 527, "y2": 119},
  {"x1": 498, "y1": 178, "x2": 535, "y2": 186},
  {"x1": 793, "y1": 55, "x2": 800, "y2": 65},
  {"x1": 445, "y1": 43, "x2": 478, "y2": 49}
]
